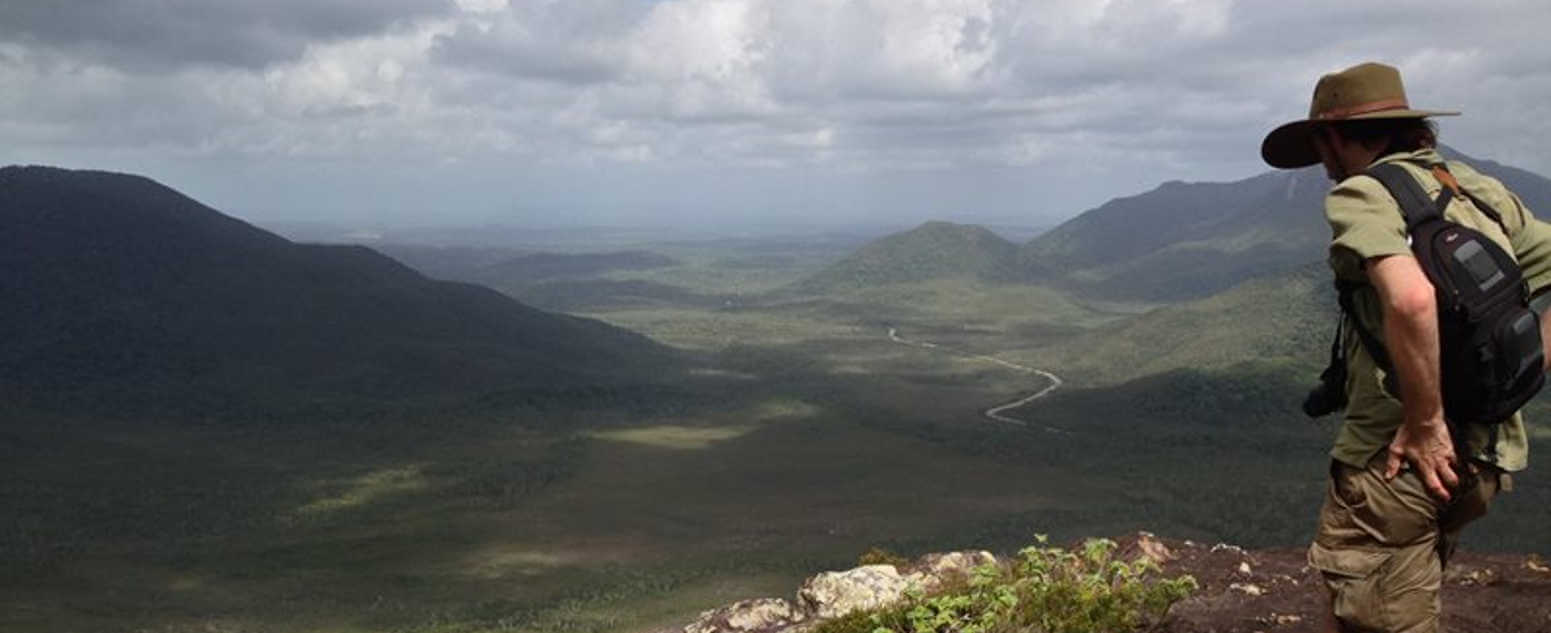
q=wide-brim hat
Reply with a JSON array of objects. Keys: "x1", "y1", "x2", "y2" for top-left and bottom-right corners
[{"x1": 1261, "y1": 62, "x2": 1459, "y2": 169}]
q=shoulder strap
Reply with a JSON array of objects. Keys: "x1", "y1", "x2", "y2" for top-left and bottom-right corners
[
  {"x1": 1404, "y1": 159, "x2": 1512, "y2": 235},
  {"x1": 1366, "y1": 162, "x2": 1443, "y2": 230},
  {"x1": 1460, "y1": 188, "x2": 1511, "y2": 234}
]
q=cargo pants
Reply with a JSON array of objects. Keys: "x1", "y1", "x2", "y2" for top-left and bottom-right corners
[{"x1": 1309, "y1": 456, "x2": 1507, "y2": 633}]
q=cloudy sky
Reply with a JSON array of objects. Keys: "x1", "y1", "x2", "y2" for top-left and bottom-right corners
[{"x1": 3, "y1": 1, "x2": 1549, "y2": 230}]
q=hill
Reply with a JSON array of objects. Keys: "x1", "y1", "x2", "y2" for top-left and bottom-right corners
[
  {"x1": 1037, "y1": 262, "x2": 1335, "y2": 384},
  {"x1": 1019, "y1": 168, "x2": 1330, "y2": 301},
  {"x1": 1020, "y1": 145, "x2": 1551, "y2": 301},
  {"x1": 0, "y1": 166, "x2": 679, "y2": 416},
  {"x1": 792, "y1": 221, "x2": 1020, "y2": 294}
]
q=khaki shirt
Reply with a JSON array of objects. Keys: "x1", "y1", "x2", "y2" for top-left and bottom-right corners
[{"x1": 1325, "y1": 148, "x2": 1551, "y2": 471}]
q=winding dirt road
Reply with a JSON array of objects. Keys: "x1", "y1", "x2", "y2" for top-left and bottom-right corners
[{"x1": 886, "y1": 327, "x2": 1068, "y2": 434}]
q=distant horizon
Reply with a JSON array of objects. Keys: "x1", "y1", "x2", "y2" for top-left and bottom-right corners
[{"x1": 7, "y1": 128, "x2": 1534, "y2": 242}]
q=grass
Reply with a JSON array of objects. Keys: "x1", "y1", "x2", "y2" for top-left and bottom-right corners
[
  {"x1": 582, "y1": 307, "x2": 866, "y2": 351},
  {"x1": 9, "y1": 235, "x2": 1550, "y2": 633},
  {"x1": 1, "y1": 386, "x2": 1108, "y2": 633},
  {"x1": 599, "y1": 241, "x2": 849, "y2": 296},
  {"x1": 588, "y1": 424, "x2": 761, "y2": 450},
  {"x1": 292, "y1": 464, "x2": 432, "y2": 516}
]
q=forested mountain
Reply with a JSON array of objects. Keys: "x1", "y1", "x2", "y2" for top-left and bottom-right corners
[
  {"x1": 0, "y1": 166, "x2": 678, "y2": 416},
  {"x1": 1021, "y1": 145, "x2": 1551, "y2": 301},
  {"x1": 1019, "y1": 167, "x2": 1331, "y2": 301},
  {"x1": 1044, "y1": 263, "x2": 1336, "y2": 384},
  {"x1": 791, "y1": 221, "x2": 1020, "y2": 293}
]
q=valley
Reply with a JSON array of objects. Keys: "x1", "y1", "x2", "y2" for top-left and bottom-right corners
[
  {"x1": 4, "y1": 164, "x2": 1549, "y2": 633},
  {"x1": 885, "y1": 326, "x2": 1065, "y2": 431}
]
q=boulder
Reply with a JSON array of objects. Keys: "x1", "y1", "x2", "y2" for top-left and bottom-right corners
[
  {"x1": 684, "y1": 598, "x2": 806, "y2": 633},
  {"x1": 797, "y1": 564, "x2": 917, "y2": 619},
  {"x1": 917, "y1": 550, "x2": 997, "y2": 580},
  {"x1": 1137, "y1": 532, "x2": 1176, "y2": 564}
]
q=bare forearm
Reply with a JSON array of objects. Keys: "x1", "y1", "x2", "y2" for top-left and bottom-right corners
[
  {"x1": 1541, "y1": 308, "x2": 1551, "y2": 372},
  {"x1": 1382, "y1": 298, "x2": 1445, "y2": 425},
  {"x1": 1367, "y1": 255, "x2": 1445, "y2": 427}
]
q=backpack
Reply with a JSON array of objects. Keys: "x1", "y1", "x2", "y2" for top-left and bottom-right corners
[{"x1": 1327, "y1": 161, "x2": 1544, "y2": 427}]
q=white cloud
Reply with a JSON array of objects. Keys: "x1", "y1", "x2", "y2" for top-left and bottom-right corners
[{"x1": 2, "y1": 0, "x2": 1551, "y2": 226}]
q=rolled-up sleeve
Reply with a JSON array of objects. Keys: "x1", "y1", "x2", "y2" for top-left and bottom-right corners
[
  {"x1": 1504, "y1": 192, "x2": 1551, "y2": 294},
  {"x1": 1325, "y1": 175, "x2": 1411, "y2": 281}
]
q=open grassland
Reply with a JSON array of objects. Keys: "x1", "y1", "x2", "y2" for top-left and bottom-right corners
[
  {"x1": 595, "y1": 240, "x2": 855, "y2": 297},
  {"x1": 579, "y1": 308, "x2": 868, "y2": 352},
  {"x1": 2, "y1": 382, "x2": 1116, "y2": 633},
  {"x1": 7, "y1": 341, "x2": 1546, "y2": 633},
  {"x1": 9, "y1": 238, "x2": 1549, "y2": 633}
]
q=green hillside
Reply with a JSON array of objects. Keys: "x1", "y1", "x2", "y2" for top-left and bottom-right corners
[
  {"x1": 1019, "y1": 168, "x2": 1331, "y2": 301},
  {"x1": 791, "y1": 221, "x2": 1020, "y2": 294},
  {"x1": 1035, "y1": 262, "x2": 1335, "y2": 384},
  {"x1": 0, "y1": 166, "x2": 680, "y2": 417},
  {"x1": 1019, "y1": 145, "x2": 1551, "y2": 302}
]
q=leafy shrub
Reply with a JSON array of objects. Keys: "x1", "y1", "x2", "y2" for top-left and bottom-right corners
[{"x1": 816, "y1": 536, "x2": 1196, "y2": 633}]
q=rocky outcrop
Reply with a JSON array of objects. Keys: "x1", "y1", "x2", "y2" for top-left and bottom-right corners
[
  {"x1": 680, "y1": 550, "x2": 996, "y2": 633},
  {"x1": 798, "y1": 565, "x2": 914, "y2": 619},
  {"x1": 676, "y1": 534, "x2": 1551, "y2": 633},
  {"x1": 683, "y1": 599, "x2": 806, "y2": 633},
  {"x1": 913, "y1": 550, "x2": 998, "y2": 589}
]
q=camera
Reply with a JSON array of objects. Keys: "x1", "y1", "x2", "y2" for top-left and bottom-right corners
[{"x1": 1302, "y1": 362, "x2": 1348, "y2": 418}]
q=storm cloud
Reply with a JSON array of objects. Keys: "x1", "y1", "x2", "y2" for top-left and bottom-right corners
[
  {"x1": 0, "y1": 0, "x2": 454, "y2": 69},
  {"x1": 2, "y1": 0, "x2": 1549, "y2": 227}
]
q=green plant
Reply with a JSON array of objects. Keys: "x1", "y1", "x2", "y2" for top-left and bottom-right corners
[
  {"x1": 817, "y1": 536, "x2": 1196, "y2": 633},
  {"x1": 1010, "y1": 536, "x2": 1196, "y2": 633}
]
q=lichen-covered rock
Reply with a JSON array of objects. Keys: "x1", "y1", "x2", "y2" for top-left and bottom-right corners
[
  {"x1": 1228, "y1": 582, "x2": 1265, "y2": 596},
  {"x1": 1137, "y1": 531, "x2": 1176, "y2": 564},
  {"x1": 915, "y1": 551, "x2": 997, "y2": 583},
  {"x1": 797, "y1": 564, "x2": 917, "y2": 619},
  {"x1": 683, "y1": 598, "x2": 806, "y2": 633}
]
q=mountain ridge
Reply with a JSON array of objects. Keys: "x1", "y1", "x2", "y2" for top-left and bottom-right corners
[
  {"x1": 797, "y1": 145, "x2": 1551, "y2": 303},
  {"x1": 1021, "y1": 144, "x2": 1551, "y2": 301},
  {"x1": 0, "y1": 165, "x2": 679, "y2": 416}
]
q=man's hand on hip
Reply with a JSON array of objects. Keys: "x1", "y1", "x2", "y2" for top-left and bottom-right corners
[{"x1": 1384, "y1": 417, "x2": 1459, "y2": 502}]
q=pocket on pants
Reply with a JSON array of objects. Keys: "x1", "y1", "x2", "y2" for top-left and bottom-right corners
[
  {"x1": 1334, "y1": 460, "x2": 1440, "y2": 547},
  {"x1": 1309, "y1": 541, "x2": 1392, "y2": 631}
]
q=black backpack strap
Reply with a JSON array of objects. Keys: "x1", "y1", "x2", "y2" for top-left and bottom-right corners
[
  {"x1": 1367, "y1": 162, "x2": 1441, "y2": 230},
  {"x1": 1398, "y1": 159, "x2": 1513, "y2": 235},
  {"x1": 1460, "y1": 188, "x2": 1510, "y2": 235}
]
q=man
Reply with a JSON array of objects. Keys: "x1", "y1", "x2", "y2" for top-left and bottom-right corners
[{"x1": 1261, "y1": 62, "x2": 1551, "y2": 632}]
